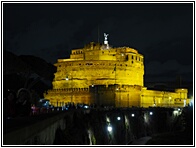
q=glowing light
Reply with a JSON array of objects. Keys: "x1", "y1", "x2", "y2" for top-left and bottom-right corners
[
  {"x1": 131, "y1": 113, "x2": 135, "y2": 117},
  {"x1": 173, "y1": 110, "x2": 178, "y2": 115},
  {"x1": 117, "y1": 117, "x2": 121, "y2": 120},
  {"x1": 149, "y1": 112, "x2": 153, "y2": 115},
  {"x1": 106, "y1": 117, "x2": 110, "y2": 123},
  {"x1": 66, "y1": 77, "x2": 69, "y2": 80},
  {"x1": 84, "y1": 105, "x2": 89, "y2": 108},
  {"x1": 107, "y1": 125, "x2": 112, "y2": 132},
  {"x1": 190, "y1": 98, "x2": 194, "y2": 106},
  {"x1": 184, "y1": 100, "x2": 186, "y2": 107},
  {"x1": 178, "y1": 108, "x2": 180, "y2": 111}
]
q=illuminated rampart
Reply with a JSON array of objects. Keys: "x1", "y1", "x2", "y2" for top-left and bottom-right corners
[{"x1": 44, "y1": 40, "x2": 189, "y2": 108}]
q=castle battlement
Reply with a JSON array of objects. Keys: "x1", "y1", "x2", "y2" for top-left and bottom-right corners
[{"x1": 44, "y1": 34, "x2": 190, "y2": 108}]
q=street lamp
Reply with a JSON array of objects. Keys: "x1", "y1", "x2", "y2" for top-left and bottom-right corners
[{"x1": 107, "y1": 125, "x2": 112, "y2": 132}]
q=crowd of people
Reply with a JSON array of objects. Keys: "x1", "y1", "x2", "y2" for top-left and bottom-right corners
[
  {"x1": 3, "y1": 88, "x2": 106, "y2": 119},
  {"x1": 3, "y1": 88, "x2": 32, "y2": 119}
]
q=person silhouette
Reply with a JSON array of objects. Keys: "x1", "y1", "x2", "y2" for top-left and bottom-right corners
[
  {"x1": 4, "y1": 89, "x2": 17, "y2": 119},
  {"x1": 16, "y1": 88, "x2": 32, "y2": 117}
]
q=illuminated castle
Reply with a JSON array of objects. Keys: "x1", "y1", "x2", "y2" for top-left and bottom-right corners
[{"x1": 44, "y1": 33, "x2": 189, "y2": 108}]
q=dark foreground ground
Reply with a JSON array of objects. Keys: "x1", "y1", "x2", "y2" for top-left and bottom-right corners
[
  {"x1": 146, "y1": 106, "x2": 194, "y2": 145},
  {"x1": 146, "y1": 130, "x2": 193, "y2": 145}
]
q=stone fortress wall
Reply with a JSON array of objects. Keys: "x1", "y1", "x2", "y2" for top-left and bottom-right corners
[{"x1": 44, "y1": 39, "x2": 189, "y2": 108}]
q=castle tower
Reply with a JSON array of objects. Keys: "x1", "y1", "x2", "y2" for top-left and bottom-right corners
[
  {"x1": 44, "y1": 34, "x2": 144, "y2": 107},
  {"x1": 44, "y1": 34, "x2": 189, "y2": 108}
]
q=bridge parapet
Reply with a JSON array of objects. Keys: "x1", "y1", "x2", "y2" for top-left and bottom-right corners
[{"x1": 3, "y1": 111, "x2": 74, "y2": 145}]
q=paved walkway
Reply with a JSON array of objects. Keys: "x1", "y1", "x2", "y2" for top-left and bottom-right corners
[{"x1": 129, "y1": 136, "x2": 152, "y2": 145}]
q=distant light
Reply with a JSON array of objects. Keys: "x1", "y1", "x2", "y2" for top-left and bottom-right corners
[
  {"x1": 106, "y1": 117, "x2": 110, "y2": 123},
  {"x1": 116, "y1": 88, "x2": 119, "y2": 90},
  {"x1": 117, "y1": 117, "x2": 121, "y2": 120},
  {"x1": 92, "y1": 84, "x2": 94, "y2": 87},
  {"x1": 173, "y1": 110, "x2": 178, "y2": 115},
  {"x1": 182, "y1": 89, "x2": 184, "y2": 90},
  {"x1": 66, "y1": 77, "x2": 69, "y2": 80},
  {"x1": 84, "y1": 105, "x2": 89, "y2": 109},
  {"x1": 131, "y1": 113, "x2": 135, "y2": 117},
  {"x1": 184, "y1": 100, "x2": 186, "y2": 107},
  {"x1": 191, "y1": 99, "x2": 194, "y2": 106},
  {"x1": 107, "y1": 125, "x2": 112, "y2": 132},
  {"x1": 150, "y1": 112, "x2": 153, "y2": 115},
  {"x1": 178, "y1": 108, "x2": 181, "y2": 111}
]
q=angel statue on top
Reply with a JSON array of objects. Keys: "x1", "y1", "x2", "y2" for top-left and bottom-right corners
[{"x1": 104, "y1": 33, "x2": 109, "y2": 41}]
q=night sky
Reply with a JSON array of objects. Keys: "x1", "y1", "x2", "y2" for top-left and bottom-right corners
[{"x1": 3, "y1": 2, "x2": 194, "y2": 82}]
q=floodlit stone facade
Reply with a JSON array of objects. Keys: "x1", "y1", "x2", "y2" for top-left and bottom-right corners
[{"x1": 44, "y1": 41, "x2": 189, "y2": 108}]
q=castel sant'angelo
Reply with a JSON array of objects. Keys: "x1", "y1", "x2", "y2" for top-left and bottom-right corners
[{"x1": 44, "y1": 33, "x2": 190, "y2": 108}]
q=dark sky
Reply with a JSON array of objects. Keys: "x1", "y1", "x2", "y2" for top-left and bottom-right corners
[{"x1": 3, "y1": 2, "x2": 194, "y2": 82}]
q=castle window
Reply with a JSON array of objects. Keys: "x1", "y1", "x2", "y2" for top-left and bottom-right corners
[
  {"x1": 79, "y1": 63, "x2": 81, "y2": 65},
  {"x1": 102, "y1": 51, "x2": 104, "y2": 54},
  {"x1": 59, "y1": 65, "x2": 61, "y2": 67},
  {"x1": 125, "y1": 64, "x2": 127, "y2": 66},
  {"x1": 132, "y1": 61, "x2": 134, "y2": 64},
  {"x1": 120, "y1": 64, "x2": 122, "y2": 66},
  {"x1": 132, "y1": 55, "x2": 134, "y2": 59},
  {"x1": 136, "y1": 56, "x2": 137, "y2": 60}
]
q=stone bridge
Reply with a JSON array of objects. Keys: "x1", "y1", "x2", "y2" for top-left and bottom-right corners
[
  {"x1": 3, "y1": 107, "x2": 186, "y2": 145},
  {"x1": 3, "y1": 111, "x2": 74, "y2": 145}
]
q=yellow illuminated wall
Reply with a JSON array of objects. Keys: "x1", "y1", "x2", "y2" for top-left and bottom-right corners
[{"x1": 44, "y1": 42, "x2": 189, "y2": 108}]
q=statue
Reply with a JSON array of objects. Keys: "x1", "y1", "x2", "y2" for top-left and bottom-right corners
[{"x1": 104, "y1": 33, "x2": 109, "y2": 41}]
